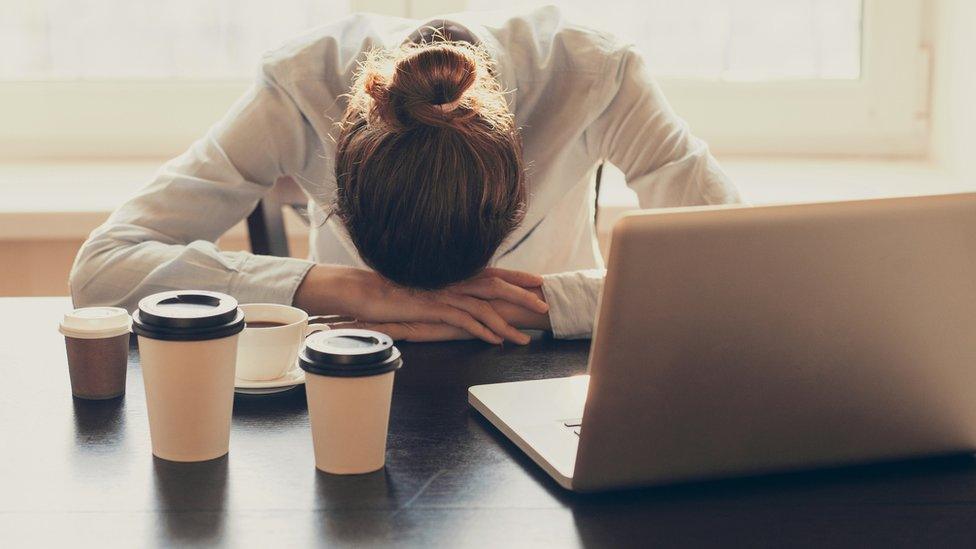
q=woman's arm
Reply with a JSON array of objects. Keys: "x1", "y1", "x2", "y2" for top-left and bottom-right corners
[
  {"x1": 585, "y1": 46, "x2": 742, "y2": 208},
  {"x1": 312, "y1": 269, "x2": 552, "y2": 343},
  {"x1": 537, "y1": 46, "x2": 746, "y2": 340},
  {"x1": 294, "y1": 265, "x2": 548, "y2": 344},
  {"x1": 70, "y1": 63, "x2": 315, "y2": 311}
]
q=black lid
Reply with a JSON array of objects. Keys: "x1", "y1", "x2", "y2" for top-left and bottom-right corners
[
  {"x1": 299, "y1": 329, "x2": 402, "y2": 377},
  {"x1": 131, "y1": 290, "x2": 245, "y2": 341}
]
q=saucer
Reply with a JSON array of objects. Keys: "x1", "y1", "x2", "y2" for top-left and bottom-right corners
[{"x1": 234, "y1": 364, "x2": 305, "y2": 395}]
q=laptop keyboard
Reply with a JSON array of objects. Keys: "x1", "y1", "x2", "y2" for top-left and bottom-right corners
[{"x1": 562, "y1": 419, "x2": 582, "y2": 436}]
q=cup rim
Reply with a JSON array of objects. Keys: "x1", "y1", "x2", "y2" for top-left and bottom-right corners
[
  {"x1": 60, "y1": 326, "x2": 131, "y2": 340},
  {"x1": 60, "y1": 306, "x2": 132, "y2": 339},
  {"x1": 239, "y1": 303, "x2": 309, "y2": 330}
]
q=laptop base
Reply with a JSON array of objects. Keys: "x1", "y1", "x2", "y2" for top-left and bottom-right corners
[{"x1": 468, "y1": 376, "x2": 589, "y2": 490}]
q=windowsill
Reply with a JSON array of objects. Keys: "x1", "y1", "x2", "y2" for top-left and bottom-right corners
[
  {"x1": 595, "y1": 157, "x2": 976, "y2": 242},
  {"x1": 0, "y1": 160, "x2": 306, "y2": 240},
  {"x1": 2, "y1": 158, "x2": 974, "y2": 240}
]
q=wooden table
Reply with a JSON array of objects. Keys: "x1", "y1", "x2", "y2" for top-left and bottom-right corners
[{"x1": 3, "y1": 297, "x2": 976, "y2": 548}]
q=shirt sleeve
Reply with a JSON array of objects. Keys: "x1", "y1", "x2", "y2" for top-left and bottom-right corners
[
  {"x1": 541, "y1": 269, "x2": 607, "y2": 339},
  {"x1": 541, "y1": 46, "x2": 743, "y2": 340},
  {"x1": 69, "y1": 62, "x2": 316, "y2": 312},
  {"x1": 585, "y1": 45, "x2": 742, "y2": 208}
]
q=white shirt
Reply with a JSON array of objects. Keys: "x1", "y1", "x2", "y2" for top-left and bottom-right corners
[{"x1": 70, "y1": 6, "x2": 741, "y2": 339}]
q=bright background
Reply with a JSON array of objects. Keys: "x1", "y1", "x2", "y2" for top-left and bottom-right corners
[
  {"x1": 4, "y1": 0, "x2": 861, "y2": 80},
  {"x1": 2, "y1": 0, "x2": 913, "y2": 158},
  {"x1": 1, "y1": 0, "x2": 974, "y2": 296}
]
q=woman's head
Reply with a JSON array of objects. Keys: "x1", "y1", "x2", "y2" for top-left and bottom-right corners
[{"x1": 334, "y1": 41, "x2": 525, "y2": 290}]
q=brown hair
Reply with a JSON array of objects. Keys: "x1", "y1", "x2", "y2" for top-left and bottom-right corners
[{"x1": 334, "y1": 41, "x2": 525, "y2": 289}]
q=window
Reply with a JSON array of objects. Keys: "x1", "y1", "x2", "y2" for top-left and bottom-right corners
[
  {"x1": 465, "y1": 0, "x2": 930, "y2": 156},
  {"x1": 0, "y1": 0, "x2": 929, "y2": 160},
  {"x1": 467, "y1": 0, "x2": 863, "y2": 81},
  {"x1": 2, "y1": 1, "x2": 352, "y2": 79},
  {"x1": 0, "y1": 0, "x2": 364, "y2": 160}
]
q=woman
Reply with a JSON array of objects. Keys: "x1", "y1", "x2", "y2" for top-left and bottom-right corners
[{"x1": 70, "y1": 6, "x2": 740, "y2": 344}]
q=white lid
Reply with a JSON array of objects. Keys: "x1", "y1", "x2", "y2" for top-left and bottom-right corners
[{"x1": 59, "y1": 307, "x2": 132, "y2": 339}]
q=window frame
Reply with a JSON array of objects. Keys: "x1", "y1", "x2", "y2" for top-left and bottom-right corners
[
  {"x1": 655, "y1": 0, "x2": 931, "y2": 156},
  {"x1": 0, "y1": 0, "x2": 929, "y2": 161}
]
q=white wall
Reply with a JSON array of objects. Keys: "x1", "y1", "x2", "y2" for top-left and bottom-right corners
[{"x1": 931, "y1": 0, "x2": 976, "y2": 182}]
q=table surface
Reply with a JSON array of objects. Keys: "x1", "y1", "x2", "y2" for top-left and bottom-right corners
[{"x1": 4, "y1": 297, "x2": 976, "y2": 548}]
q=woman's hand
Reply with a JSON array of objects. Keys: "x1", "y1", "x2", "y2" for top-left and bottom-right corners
[
  {"x1": 318, "y1": 319, "x2": 477, "y2": 343},
  {"x1": 294, "y1": 265, "x2": 549, "y2": 344},
  {"x1": 320, "y1": 285, "x2": 550, "y2": 342}
]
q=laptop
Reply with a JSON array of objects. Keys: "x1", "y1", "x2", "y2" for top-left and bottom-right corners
[{"x1": 469, "y1": 193, "x2": 976, "y2": 492}]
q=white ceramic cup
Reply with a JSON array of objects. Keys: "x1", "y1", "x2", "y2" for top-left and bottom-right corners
[{"x1": 236, "y1": 304, "x2": 330, "y2": 381}]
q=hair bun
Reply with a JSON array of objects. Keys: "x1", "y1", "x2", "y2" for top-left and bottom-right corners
[
  {"x1": 349, "y1": 41, "x2": 514, "y2": 132},
  {"x1": 365, "y1": 44, "x2": 479, "y2": 128}
]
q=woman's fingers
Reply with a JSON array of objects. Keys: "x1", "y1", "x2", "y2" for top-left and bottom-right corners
[
  {"x1": 350, "y1": 321, "x2": 473, "y2": 342},
  {"x1": 455, "y1": 276, "x2": 549, "y2": 314},
  {"x1": 477, "y1": 267, "x2": 544, "y2": 288},
  {"x1": 332, "y1": 268, "x2": 536, "y2": 345},
  {"x1": 425, "y1": 300, "x2": 504, "y2": 345},
  {"x1": 351, "y1": 284, "x2": 501, "y2": 343},
  {"x1": 433, "y1": 293, "x2": 529, "y2": 345}
]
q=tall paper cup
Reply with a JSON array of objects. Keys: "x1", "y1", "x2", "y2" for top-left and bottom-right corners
[
  {"x1": 299, "y1": 329, "x2": 403, "y2": 474},
  {"x1": 132, "y1": 291, "x2": 245, "y2": 462}
]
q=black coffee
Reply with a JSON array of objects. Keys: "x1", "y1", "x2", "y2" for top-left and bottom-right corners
[{"x1": 247, "y1": 321, "x2": 288, "y2": 329}]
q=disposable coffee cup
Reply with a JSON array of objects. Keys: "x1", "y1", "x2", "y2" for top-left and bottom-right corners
[
  {"x1": 59, "y1": 307, "x2": 131, "y2": 400},
  {"x1": 299, "y1": 329, "x2": 403, "y2": 474},
  {"x1": 132, "y1": 290, "x2": 245, "y2": 462}
]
